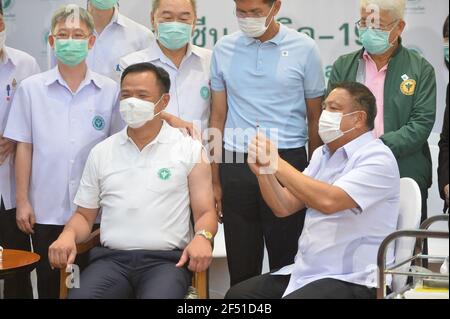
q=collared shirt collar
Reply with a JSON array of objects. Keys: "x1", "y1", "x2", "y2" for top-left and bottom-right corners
[
  {"x1": 44, "y1": 66, "x2": 104, "y2": 89},
  {"x1": 243, "y1": 23, "x2": 288, "y2": 46},
  {"x1": 94, "y1": 9, "x2": 125, "y2": 36},
  {"x1": 115, "y1": 10, "x2": 127, "y2": 27},
  {"x1": 145, "y1": 38, "x2": 204, "y2": 65},
  {"x1": 322, "y1": 131, "x2": 375, "y2": 159},
  {"x1": 1, "y1": 47, "x2": 17, "y2": 66},
  {"x1": 362, "y1": 50, "x2": 389, "y2": 72},
  {"x1": 119, "y1": 121, "x2": 177, "y2": 146}
]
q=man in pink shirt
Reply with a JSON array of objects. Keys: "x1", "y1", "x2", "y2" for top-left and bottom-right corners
[{"x1": 363, "y1": 51, "x2": 388, "y2": 138}]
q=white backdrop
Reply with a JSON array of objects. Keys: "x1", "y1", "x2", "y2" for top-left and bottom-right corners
[{"x1": 2, "y1": 0, "x2": 449, "y2": 131}]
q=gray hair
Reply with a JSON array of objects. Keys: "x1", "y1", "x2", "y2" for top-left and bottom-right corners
[
  {"x1": 152, "y1": 0, "x2": 197, "y2": 16},
  {"x1": 51, "y1": 4, "x2": 95, "y2": 34},
  {"x1": 360, "y1": 0, "x2": 406, "y2": 20}
]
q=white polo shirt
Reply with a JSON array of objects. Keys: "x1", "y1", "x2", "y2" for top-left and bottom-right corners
[
  {"x1": 274, "y1": 132, "x2": 400, "y2": 297},
  {"x1": 0, "y1": 47, "x2": 40, "y2": 210},
  {"x1": 120, "y1": 40, "x2": 212, "y2": 134},
  {"x1": 4, "y1": 67, "x2": 120, "y2": 225},
  {"x1": 74, "y1": 121, "x2": 203, "y2": 251},
  {"x1": 49, "y1": 9, "x2": 154, "y2": 81}
]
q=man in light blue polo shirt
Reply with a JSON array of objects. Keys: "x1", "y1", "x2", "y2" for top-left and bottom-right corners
[{"x1": 209, "y1": 0, "x2": 325, "y2": 286}]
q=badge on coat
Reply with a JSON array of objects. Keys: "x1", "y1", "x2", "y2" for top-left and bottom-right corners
[
  {"x1": 200, "y1": 86, "x2": 210, "y2": 100},
  {"x1": 158, "y1": 168, "x2": 172, "y2": 181},
  {"x1": 92, "y1": 115, "x2": 106, "y2": 131},
  {"x1": 400, "y1": 76, "x2": 416, "y2": 96}
]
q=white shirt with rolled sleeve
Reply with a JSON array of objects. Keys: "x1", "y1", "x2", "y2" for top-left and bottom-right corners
[
  {"x1": 48, "y1": 9, "x2": 154, "y2": 81},
  {"x1": 74, "y1": 121, "x2": 203, "y2": 251},
  {"x1": 3, "y1": 67, "x2": 121, "y2": 225},
  {"x1": 0, "y1": 47, "x2": 40, "y2": 210},
  {"x1": 274, "y1": 132, "x2": 400, "y2": 297},
  {"x1": 120, "y1": 40, "x2": 212, "y2": 134}
]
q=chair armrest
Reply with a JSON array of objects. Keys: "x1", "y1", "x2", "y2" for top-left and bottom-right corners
[
  {"x1": 76, "y1": 229, "x2": 101, "y2": 255},
  {"x1": 192, "y1": 271, "x2": 209, "y2": 299}
]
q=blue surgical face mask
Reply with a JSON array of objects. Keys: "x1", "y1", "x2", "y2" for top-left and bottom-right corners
[
  {"x1": 445, "y1": 42, "x2": 449, "y2": 64},
  {"x1": 359, "y1": 26, "x2": 397, "y2": 55},
  {"x1": 90, "y1": 0, "x2": 118, "y2": 10},
  {"x1": 157, "y1": 22, "x2": 192, "y2": 50}
]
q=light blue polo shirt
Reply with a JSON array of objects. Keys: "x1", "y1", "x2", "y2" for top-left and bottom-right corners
[{"x1": 211, "y1": 24, "x2": 325, "y2": 153}]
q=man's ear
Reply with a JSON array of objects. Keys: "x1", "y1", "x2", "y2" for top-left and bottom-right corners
[
  {"x1": 273, "y1": 0, "x2": 282, "y2": 16},
  {"x1": 48, "y1": 35, "x2": 55, "y2": 49},
  {"x1": 356, "y1": 111, "x2": 368, "y2": 129},
  {"x1": 191, "y1": 16, "x2": 197, "y2": 35},
  {"x1": 161, "y1": 93, "x2": 170, "y2": 109},
  {"x1": 151, "y1": 13, "x2": 156, "y2": 32},
  {"x1": 88, "y1": 34, "x2": 96, "y2": 49}
]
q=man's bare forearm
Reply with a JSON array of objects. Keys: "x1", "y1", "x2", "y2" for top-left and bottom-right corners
[
  {"x1": 194, "y1": 210, "x2": 218, "y2": 236},
  {"x1": 15, "y1": 142, "x2": 32, "y2": 205},
  {"x1": 61, "y1": 208, "x2": 98, "y2": 244},
  {"x1": 257, "y1": 174, "x2": 305, "y2": 217}
]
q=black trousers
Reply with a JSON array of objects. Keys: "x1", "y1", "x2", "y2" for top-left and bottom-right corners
[
  {"x1": 0, "y1": 199, "x2": 33, "y2": 299},
  {"x1": 31, "y1": 223, "x2": 65, "y2": 299},
  {"x1": 68, "y1": 247, "x2": 191, "y2": 299},
  {"x1": 225, "y1": 273, "x2": 376, "y2": 299},
  {"x1": 220, "y1": 147, "x2": 308, "y2": 286}
]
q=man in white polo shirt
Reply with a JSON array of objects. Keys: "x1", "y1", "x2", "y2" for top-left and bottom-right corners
[
  {"x1": 48, "y1": 62, "x2": 217, "y2": 299},
  {"x1": 4, "y1": 5, "x2": 120, "y2": 299},
  {"x1": 226, "y1": 82, "x2": 400, "y2": 299},
  {"x1": 49, "y1": 0, "x2": 154, "y2": 81},
  {"x1": 120, "y1": 0, "x2": 211, "y2": 138},
  {"x1": 0, "y1": 1, "x2": 40, "y2": 299}
]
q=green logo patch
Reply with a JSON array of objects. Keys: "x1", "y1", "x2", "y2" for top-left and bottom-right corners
[
  {"x1": 158, "y1": 168, "x2": 172, "y2": 181},
  {"x1": 92, "y1": 115, "x2": 106, "y2": 131},
  {"x1": 200, "y1": 86, "x2": 210, "y2": 100}
]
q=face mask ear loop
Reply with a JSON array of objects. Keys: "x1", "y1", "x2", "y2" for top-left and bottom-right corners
[
  {"x1": 153, "y1": 94, "x2": 166, "y2": 118},
  {"x1": 342, "y1": 111, "x2": 364, "y2": 134}
]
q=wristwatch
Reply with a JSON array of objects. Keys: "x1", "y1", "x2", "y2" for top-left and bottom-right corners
[{"x1": 195, "y1": 229, "x2": 214, "y2": 248}]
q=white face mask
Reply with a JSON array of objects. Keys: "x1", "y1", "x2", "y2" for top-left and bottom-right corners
[
  {"x1": 318, "y1": 110, "x2": 360, "y2": 144},
  {"x1": 237, "y1": 5, "x2": 275, "y2": 38},
  {"x1": 119, "y1": 96, "x2": 164, "y2": 129},
  {"x1": 0, "y1": 30, "x2": 6, "y2": 49}
]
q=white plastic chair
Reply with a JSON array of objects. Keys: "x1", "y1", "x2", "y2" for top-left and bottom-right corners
[{"x1": 392, "y1": 178, "x2": 422, "y2": 292}]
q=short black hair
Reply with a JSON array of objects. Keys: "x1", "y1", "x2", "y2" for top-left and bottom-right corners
[
  {"x1": 0, "y1": 0, "x2": 3, "y2": 15},
  {"x1": 234, "y1": 0, "x2": 276, "y2": 7},
  {"x1": 444, "y1": 15, "x2": 449, "y2": 38},
  {"x1": 121, "y1": 62, "x2": 171, "y2": 95},
  {"x1": 331, "y1": 82, "x2": 377, "y2": 131}
]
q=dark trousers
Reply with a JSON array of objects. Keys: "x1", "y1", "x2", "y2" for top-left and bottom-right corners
[
  {"x1": 420, "y1": 188, "x2": 429, "y2": 268},
  {"x1": 68, "y1": 247, "x2": 191, "y2": 299},
  {"x1": 421, "y1": 188, "x2": 428, "y2": 223},
  {"x1": 0, "y1": 199, "x2": 33, "y2": 299},
  {"x1": 220, "y1": 147, "x2": 308, "y2": 286},
  {"x1": 225, "y1": 273, "x2": 376, "y2": 299},
  {"x1": 31, "y1": 223, "x2": 65, "y2": 299}
]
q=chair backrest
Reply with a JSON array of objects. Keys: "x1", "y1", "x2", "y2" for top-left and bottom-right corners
[{"x1": 392, "y1": 178, "x2": 422, "y2": 292}]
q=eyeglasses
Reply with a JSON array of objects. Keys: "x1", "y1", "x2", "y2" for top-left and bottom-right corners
[
  {"x1": 53, "y1": 31, "x2": 90, "y2": 40},
  {"x1": 355, "y1": 19, "x2": 399, "y2": 32}
]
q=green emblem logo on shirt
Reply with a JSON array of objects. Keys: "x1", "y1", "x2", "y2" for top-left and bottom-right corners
[
  {"x1": 200, "y1": 86, "x2": 210, "y2": 100},
  {"x1": 92, "y1": 115, "x2": 106, "y2": 131},
  {"x1": 158, "y1": 168, "x2": 172, "y2": 181}
]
